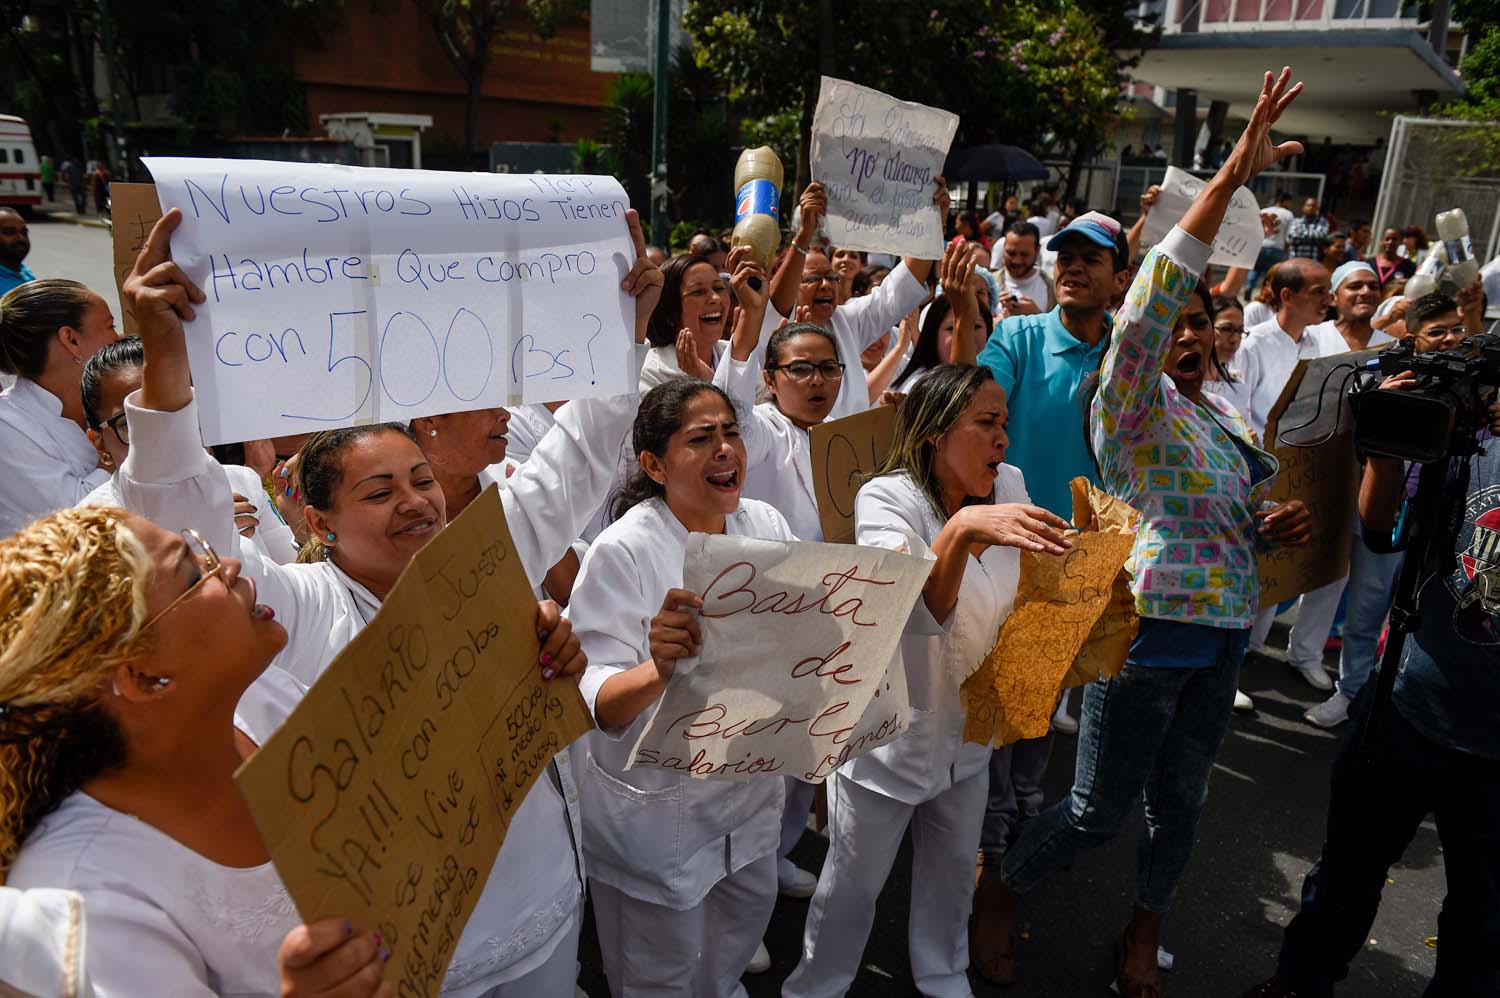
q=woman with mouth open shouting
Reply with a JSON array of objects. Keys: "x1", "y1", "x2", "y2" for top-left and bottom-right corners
[
  {"x1": 782, "y1": 363, "x2": 1073, "y2": 998},
  {"x1": 567, "y1": 378, "x2": 796, "y2": 998},
  {"x1": 970, "y1": 69, "x2": 1314, "y2": 998},
  {"x1": 641, "y1": 252, "x2": 735, "y2": 387},
  {"x1": 78, "y1": 205, "x2": 662, "y2": 995}
]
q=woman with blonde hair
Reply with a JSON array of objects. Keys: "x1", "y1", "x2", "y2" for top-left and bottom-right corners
[
  {"x1": 783, "y1": 362, "x2": 1070, "y2": 998},
  {"x1": 1, "y1": 504, "x2": 389, "y2": 995},
  {"x1": 0, "y1": 279, "x2": 120, "y2": 537}
]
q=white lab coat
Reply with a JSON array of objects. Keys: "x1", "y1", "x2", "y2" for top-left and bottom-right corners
[
  {"x1": 719, "y1": 353, "x2": 823, "y2": 541},
  {"x1": 784, "y1": 468, "x2": 1027, "y2": 998},
  {"x1": 85, "y1": 463, "x2": 299, "y2": 565},
  {"x1": 113, "y1": 348, "x2": 645, "y2": 993},
  {"x1": 1236, "y1": 317, "x2": 1348, "y2": 439},
  {"x1": 571, "y1": 496, "x2": 792, "y2": 909},
  {"x1": 760, "y1": 261, "x2": 929, "y2": 421},
  {"x1": 0, "y1": 378, "x2": 110, "y2": 537},
  {"x1": 502, "y1": 403, "x2": 558, "y2": 464}
]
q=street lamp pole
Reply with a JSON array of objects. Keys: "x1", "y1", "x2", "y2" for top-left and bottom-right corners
[{"x1": 648, "y1": 0, "x2": 671, "y2": 249}]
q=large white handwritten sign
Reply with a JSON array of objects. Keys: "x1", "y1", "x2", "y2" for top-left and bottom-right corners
[
  {"x1": 1139, "y1": 166, "x2": 1262, "y2": 269},
  {"x1": 810, "y1": 77, "x2": 958, "y2": 260},
  {"x1": 234, "y1": 486, "x2": 595, "y2": 995},
  {"x1": 628, "y1": 534, "x2": 929, "y2": 783},
  {"x1": 143, "y1": 157, "x2": 637, "y2": 444}
]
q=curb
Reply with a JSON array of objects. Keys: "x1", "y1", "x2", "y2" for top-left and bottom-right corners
[{"x1": 33, "y1": 208, "x2": 112, "y2": 231}]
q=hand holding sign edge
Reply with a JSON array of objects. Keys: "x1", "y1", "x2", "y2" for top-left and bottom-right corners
[{"x1": 123, "y1": 207, "x2": 205, "y2": 414}]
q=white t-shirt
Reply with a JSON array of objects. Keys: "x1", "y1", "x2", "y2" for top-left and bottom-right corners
[
  {"x1": 1236, "y1": 318, "x2": 1349, "y2": 438},
  {"x1": 1261, "y1": 206, "x2": 1294, "y2": 251},
  {"x1": 997, "y1": 267, "x2": 1052, "y2": 311},
  {"x1": 1243, "y1": 299, "x2": 1275, "y2": 330},
  {"x1": 1027, "y1": 214, "x2": 1056, "y2": 239}
]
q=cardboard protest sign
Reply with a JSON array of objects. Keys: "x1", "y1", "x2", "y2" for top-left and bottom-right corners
[
  {"x1": 1062, "y1": 478, "x2": 1140, "y2": 689},
  {"x1": 108, "y1": 183, "x2": 163, "y2": 336},
  {"x1": 961, "y1": 497, "x2": 1135, "y2": 746},
  {"x1": 234, "y1": 485, "x2": 593, "y2": 995},
  {"x1": 810, "y1": 76, "x2": 958, "y2": 260},
  {"x1": 810, "y1": 404, "x2": 898, "y2": 544},
  {"x1": 628, "y1": 533, "x2": 930, "y2": 783},
  {"x1": 1254, "y1": 351, "x2": 1375, "y2": 604},
  {"x1": 143, "y1": 157, "x2": 637, "y2": 444},
  {"x1": 1139, "y1": 166, "x2": 1262, "y2": 269}
]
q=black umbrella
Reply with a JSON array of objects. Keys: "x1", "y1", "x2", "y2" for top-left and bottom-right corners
[{"x1": 942, "y1": 144, "x2": 1049, "y2": 182}]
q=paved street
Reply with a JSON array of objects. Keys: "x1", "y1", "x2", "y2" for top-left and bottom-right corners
[{"x1": 17, "y1": 216, "x2": 1447, "y2": 997}]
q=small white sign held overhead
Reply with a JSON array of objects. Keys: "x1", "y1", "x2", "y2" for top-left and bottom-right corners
[
  {"x1": 810, "y1": 77, "x2": 958, "y2": 260},
  {"x1": 1139, "y1": 166, "x2": 1262, "y2": 269},
  {"x1": 143, "y1": 157, "x2": 638, "y2": 445}
]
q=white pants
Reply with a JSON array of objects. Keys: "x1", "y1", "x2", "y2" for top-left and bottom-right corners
[
  {"x1": 782, "y1": 769, "x2": 988, "y2": 998},
  {"x1": 475, "y1": 909, "x2": 583, "y2": 997},
  {"x1": 779, "y1": 777, "x2": 817, "y2": 886},
  {"x1": 1251, "y1": 575, "x2": 1348, "y2": 670},
  {"x1": 590, "y1": 851, "x2": 777, "y2": 998}
]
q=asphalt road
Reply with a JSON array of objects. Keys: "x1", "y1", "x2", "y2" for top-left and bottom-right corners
[{"x1": 23, "y1": 215, "x2": 1445, "y2": 997}]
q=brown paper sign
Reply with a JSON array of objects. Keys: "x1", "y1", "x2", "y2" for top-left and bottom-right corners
[
  {"x1": 1062, "y1": 479, "x2": 1140, "y2": 689},
  {"x1": 234, "y1": 484, "x2": 594, "y2": 995},
  {"x1": 961, "y1": 529, "x2": 1135, "y2": 746},
  {"x1": 810, "y1": 404, "x2": 898, "y2": 544},
  {"x1": 108, "y1": 183, "x2": 163, "y2": 336}
]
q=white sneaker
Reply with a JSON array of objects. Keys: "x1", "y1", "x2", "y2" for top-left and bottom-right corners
[
  {"x1": 1289, "y1": 662, "x2": 1335, "y2": 691},
  {"x1": 746, "y1": 940, "x2": 771, "y2": 974},
  {"x1": 1304, "y1": 691, "x2": 1352, "y2": 728},
  {"x1": 1051, "y1": 711, "x2": 1079, "y2": 735},
  {"x1": 1233, "y1": 689, "x2": 1255, "y2": 712}
]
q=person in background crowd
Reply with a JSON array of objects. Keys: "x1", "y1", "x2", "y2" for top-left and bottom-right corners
[
  {"x1": 64, "y1": 159, "x2": 86, "y2": 214},
  {"x1": 646, "y1": 245, "x2": 668, "y2": 267},
  {"x1": 1203, "y1": 296, "x2": 1250, "y2": 420},
  {"x1": 983, "y1": 193, "x2": 1022, "y2": 239},
  {"x1": 895, "y1": 243, "x2": 988, "y2": 391},
  {"x1": 1399, "y1": 224, "x2": 1430, "y2": 264},
  {"x1": 1242, "y1": 289, "x2": 1500, "y2": 998},
  {"x1": 571, "y1": 379, "x2": 793, "y2": 998},
  {"x1": 1371, "y1": 227, "x2": 1415, "y2": 289},
  {"x1": 0, "y1": 505, "x2": 394, "y2": 998},
  {"x1": 1320, "y1": 233, "x2": 1349, "y2": 273},
  {"x1": 1313, "y1": 261, "x2": 1393, "y2": 355},
  {"x1": 863, "y1": 307, "x2": 921, "y2": 403},
  {"x1": 996, "y1": 221, "x2": 1053, "y2": 319},
  {"x1": 1344, "y1": 220, "x2": 1371, "y2": 262},
  {"x1": 0, "y1": 209, "x2": 34, "y2": 296},
  {"x1": 0, "y1": 279, "x2": 119, "y2": 537},
  {"x1": 38, "y1": 155, "x2": 56, "y2": 203},
  {"x1": 688, "y1": 231, "x2": 728, "y2": 271},
  {"x1": 951, "y1": 210, "x2": 990, "y2": 250},
  {"x1": 977, "y1": 70, "x2": 1312, "y2": 996},
  {"x1": 1371, "y1": 276, "x2": 1412, "y2": 337},
  {"x1": 1250, "y1": 192, "x2": 1295, "y2": 292},
  {"x1": 1286, "y1": 197, "x2": 1329, "y2": 260},
  {"x1": 783, "y1": 363, "x2": 1071, "y2": 998},
  {"x1": 1025, "y1": 199, "x2": 1056, "y2": 239},
  {"x1": 90, "y1": 163, "x2": 109, "y2": 217},
  {"x1": 643, "y1": 254, "x2": 733, "y2": 387},
  {"x1": 830, "y1": 246, "x2": 865, "y2": 304}
]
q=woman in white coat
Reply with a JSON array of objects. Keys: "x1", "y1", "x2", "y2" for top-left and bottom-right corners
[
  {"x1": 0, "y1": 279, "x2": 120, "y2": 537},
  {"x1": 569, "y1": 378, "x2": 793, "y2": 998},
  {"x1": 91, "y1": 207, "x2": 660, "y2": 996},
  {"x1": 781, "y1": 363, "x2": 1071, "y2": 998}
]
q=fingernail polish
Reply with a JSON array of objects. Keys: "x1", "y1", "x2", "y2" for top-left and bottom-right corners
[
  {"x1": 542, "y1": 668, "x2": 556, "y2": 680},
  {"x1": 284, "y1": 486, "x2": 293, "y2": 497},
  {"x1": 373, "y1": 932, "x2": 382, "y2": 948},
  {"x1": 540, "y1": 652, "x2": 553, "y2": 667},
  {"x1": 380, "y1": 947, "x2": 391, "y2": 962},
  {"x1": 345, "y1": 919, "x2": 354, "y2": 935}
]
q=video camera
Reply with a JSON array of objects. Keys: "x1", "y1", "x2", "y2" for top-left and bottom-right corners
[{"x1": 1350, "y1": 331, "x2": 1500, "y2": 463}]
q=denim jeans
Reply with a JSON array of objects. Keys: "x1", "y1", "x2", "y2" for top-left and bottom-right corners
[
  {"x1": 1001, "y1": 645, "x2": 1241, "y2": 912},
  {"x1": 1275, "y1": 686, "x2": 1500, "y2": 997},
  {"x1": 979, "y1": 734, "x2": 1055, "y2": 861},
  {"x1": 1336, "y1": 535, "x2": 1403, "y2": 699}
]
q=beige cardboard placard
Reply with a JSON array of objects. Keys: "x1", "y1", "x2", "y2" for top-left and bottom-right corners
[
  {"x1": 629, "y1": 533, "x2": 929, "y2": 783},
  {"x1": 810, "y1": 404, "x2": 898, "y2": 544},
  {"x1": 234, "y1": 484, "x2": 593, "y2": 995},
  {"x1": 108, "y1": 182, "x2": 163, "y2": 336},
  {"x1": 961, "y1": 484, "x2": 1135, "y2": 746},
  {"x1": 1063, "y1": 479, "x2": 1140, "y2": 689}
]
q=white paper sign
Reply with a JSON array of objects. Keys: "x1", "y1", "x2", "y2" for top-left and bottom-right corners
[
  {"x1": 628, "y1": 534, "x2": 930, "y2": 783},
  {"x1": 1139, "y1": 166, "x2": 1262, "y2": 269},
  {"x1": 142, "y1": 157, "x2": 637, "y2": 445},
  {"x1": 810, "y1": 77, "x2": 958, "y2": 260}
]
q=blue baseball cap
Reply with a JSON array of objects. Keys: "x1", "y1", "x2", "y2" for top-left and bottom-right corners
[{"x1": 1047, "y1": 211, "x2": 1130, "y2": 270}]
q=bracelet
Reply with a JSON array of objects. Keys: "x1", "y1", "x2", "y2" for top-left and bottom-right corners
[{"x1": 791, "y1": 241, "x2": 810, "y2": 254}]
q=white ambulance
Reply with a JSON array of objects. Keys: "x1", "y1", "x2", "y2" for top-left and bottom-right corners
[{"x1": 0, "y1": 115, "x2": 42, "y2": 212}]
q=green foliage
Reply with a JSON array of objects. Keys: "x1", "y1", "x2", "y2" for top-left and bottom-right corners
[
  {"x1": 603, "y1": 73, "x2": 656, "y2": 213},
  {"x1": 1429, "y1": 1, "x2": 1500, "y2": 174},
  {"x1": 571, "y1": 136, "x2": 613, "y2": 174},
  {"x1": 669, "y1": 219, "x2": 717, "y2": 252}
]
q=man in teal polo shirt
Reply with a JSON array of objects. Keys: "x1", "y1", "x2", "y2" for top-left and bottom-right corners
[
  {"x1": 971, "y1": 211, "x2": 1132, "y2": 974},
  {"x1": 0, "y1": 208, "x2": 36, "y2": 296}
]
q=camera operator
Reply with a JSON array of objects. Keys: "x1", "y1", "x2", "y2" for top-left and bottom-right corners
[{"x1": 1245, "y1": 289, "x2": 1500, "y2": 997}]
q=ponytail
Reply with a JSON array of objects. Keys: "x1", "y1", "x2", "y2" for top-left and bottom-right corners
[{"x1": 0, "y1": 279, "x2": 94, "y2": 380}]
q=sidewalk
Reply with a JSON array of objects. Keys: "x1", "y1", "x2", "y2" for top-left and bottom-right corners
[{"x1": 31, "y1": 191, "x2": 112, "y2": 229}]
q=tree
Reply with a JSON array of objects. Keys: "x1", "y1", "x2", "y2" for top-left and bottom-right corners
[
  {"x1": 1429, "y1": 0, "x2": 1500, "y2": 174},
  {"x1": 416, "y1": 0, "x2": 585, "y2": 159}
]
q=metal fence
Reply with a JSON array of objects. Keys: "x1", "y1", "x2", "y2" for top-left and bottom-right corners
[
  {"x1": 1371, "y1": 116, "x2": 1500, "y2": 268},
  {"x1": 1115, "y1": 166, "x2": 1325, "y2": 222}
]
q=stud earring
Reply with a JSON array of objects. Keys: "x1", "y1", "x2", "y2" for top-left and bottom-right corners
[
  {"x1": 325, "y1": 532, "x2": 336, "y2": 543},
  {"x1": 429, "y1": 429, "x2": 438, "y2": 437},
  {"x1": 152, "y1": 677, "x2": 171, "y2": 691}
]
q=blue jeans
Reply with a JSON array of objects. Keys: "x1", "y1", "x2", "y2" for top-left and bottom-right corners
[
  {"x1": 1336, "y1": 535, "x2": 1403, "y2": 699},
  {"x1": 1000, "y1": 645, "x2": 1242, "y2": 912},
  {"x1": 1275, "y1": 686, "x2": 1500, "y2": 996}
]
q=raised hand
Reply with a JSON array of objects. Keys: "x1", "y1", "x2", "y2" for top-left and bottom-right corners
[
  {"x1": 797, "y1": 183, "x2": 828, "y2": 243},
  {"x1": 622, "y1": 208, "x2": 664, "y2": 342},
  {"x1": 674, "y1": 328, "x2": 716, "y2": 380},
  {"x1": 1222, "y1": 68, "x2": 1305, "y2": 188},
  {"x1": 727, "y1": 245, "x2": 769, "y2": 315}
]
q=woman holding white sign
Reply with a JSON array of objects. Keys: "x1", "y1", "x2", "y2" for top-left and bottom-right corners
[
  {"x1": 91, "y1": 207, "x2": 662, "y2": 996},
  {"x1": 782, "y1": 362, "x2": 1071, "y2": 998},
  {"x1": 569, "y1": 377, "x2": 795, "y2": 998}
]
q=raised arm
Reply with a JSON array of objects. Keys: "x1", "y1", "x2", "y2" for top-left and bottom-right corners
[
  {"x1": 898, "y1": 176, "x2": 952, "y2": 286},
  {"x1": 941, "y1": 241, "x2": 981, "y2": 366},
  {"x1": 769, "y1": 183, "x2": 826, "y2": 319}
]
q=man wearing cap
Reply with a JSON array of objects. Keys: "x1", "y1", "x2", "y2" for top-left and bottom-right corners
[
  {"x1": 972, "y1": 210, "x2": 1132, "y2": 936},
  {"x1": 1299, "y1": 261, "x2": 1401, "y2": 728}
]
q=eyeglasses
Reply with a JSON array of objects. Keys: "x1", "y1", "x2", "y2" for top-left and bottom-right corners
[
  {"x1": 1417, "y1": 325, "x2": 1467, "y2": 342},
  {"x1": 682, "y1": 283, "x2": 727, "y2": 300},
  {"x1": 102, "y1": 410, "x2": 129, "y2": 446},
  {"x1": 800, "y1": 274, "x2": 839, "y2": 286},
  {"x1": 144, "y1": 529, "x2": 224, "y2": 630},
  {"x1": 1214, "y1": 323, "x2": 1244, "y2": 336},
  {"x1": 769, "y1": 361, "x2": 846, "y2": 382}
]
